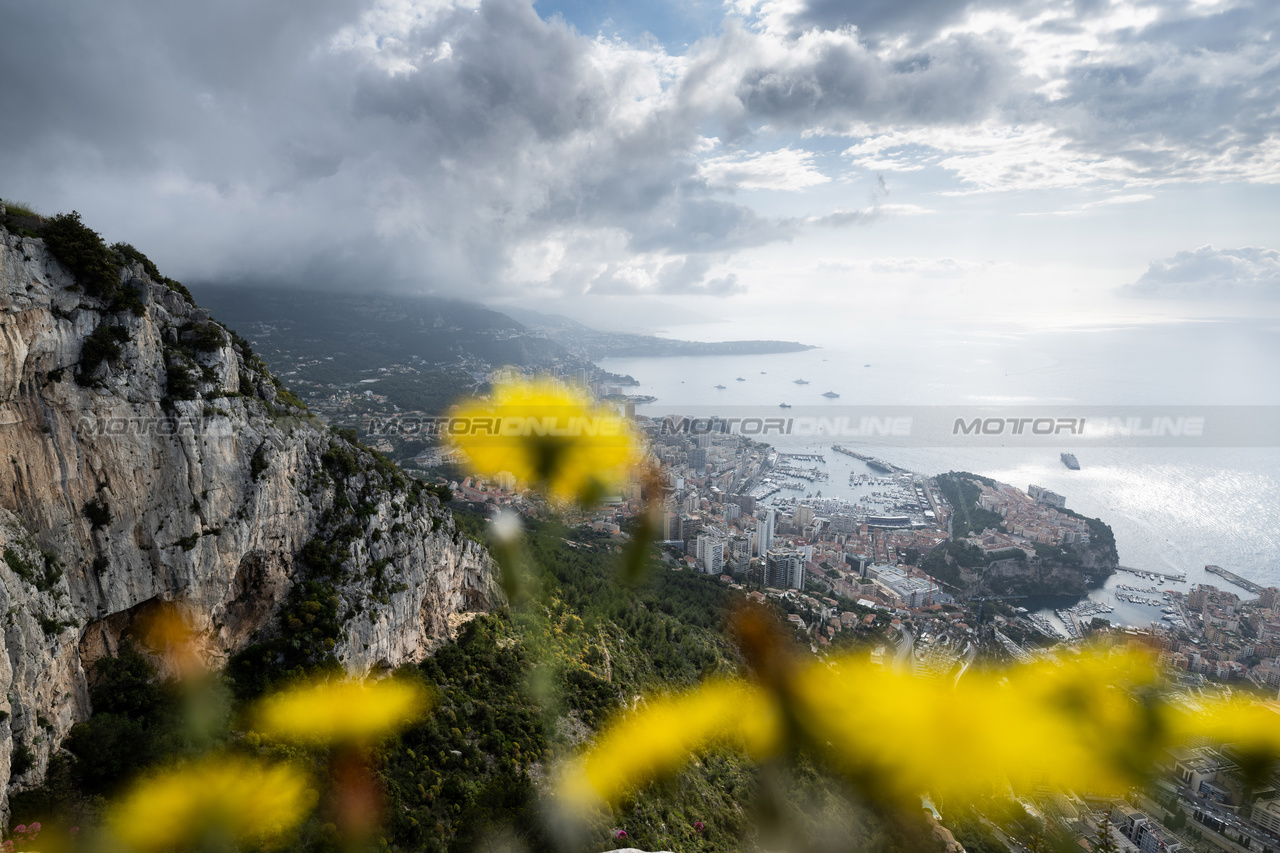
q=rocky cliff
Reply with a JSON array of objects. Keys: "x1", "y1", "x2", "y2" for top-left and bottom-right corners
[{"x1": 0, "y1": 210, "x2": 500, "y2": 812}]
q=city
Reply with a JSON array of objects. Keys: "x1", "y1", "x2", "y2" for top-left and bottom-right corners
[{"x1": 426, "y1": 387, "x2": 1280, "y2": 853}]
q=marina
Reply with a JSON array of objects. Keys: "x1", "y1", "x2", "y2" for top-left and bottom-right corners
[
  {"x1": 1054, "y1": 600, "x2": 1116, "y2": 639},
  {"x1": 1116, "y1": 592, "x2": 1163, "y2": 606},
  {"x1": 1115, "y1": 566, "x2": 1186, "y2": 582}
]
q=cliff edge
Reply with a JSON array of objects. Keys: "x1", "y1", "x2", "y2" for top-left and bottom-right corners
[{"x1": 0, "y1": 209, "x2": 500, "y2": 810}]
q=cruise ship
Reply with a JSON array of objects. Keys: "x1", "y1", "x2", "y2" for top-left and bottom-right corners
[{"x1": 1061, "y1": 452, "x2": 1080, "y2": 470}]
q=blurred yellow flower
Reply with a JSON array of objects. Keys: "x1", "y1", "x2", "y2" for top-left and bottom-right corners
[
  {"x1": 447, "y1": 378, "x2": 644, "y2": 505},
  {"x1": 135, "y1": 600, "x2": 205, "y2": 678},
  {"x1": 558, "y1": 646, "x2": 1280, "y2": 811},
  {"x1": 107, "y1": 755, "x2": 314, "y2": 851},
  {"x1": 559, "y1": 679, "x2": 784, "y2": 813},
  {"x1": 253, "y1": 677, "x2": 432, "y2": 744},
  {"x1": 788, "y1": 646, "x2": 1169, "y2": 803}
]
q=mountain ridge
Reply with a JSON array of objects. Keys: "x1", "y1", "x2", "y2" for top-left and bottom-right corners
[{"x1": 0, "y1": 209, "x2": 501, "y2": 815}]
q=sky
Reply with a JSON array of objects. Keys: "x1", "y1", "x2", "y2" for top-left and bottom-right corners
[{"x1": 3, "y1": 0, "x2": 1280, "y2": 336}]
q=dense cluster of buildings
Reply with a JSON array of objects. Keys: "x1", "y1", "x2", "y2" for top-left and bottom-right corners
[
  {"x1": 1138, "y1": 584, "x2": 1280, "y2": 692},
  {"x1": 974, "y1": 481, "x2": 1093, "y2": 547}
]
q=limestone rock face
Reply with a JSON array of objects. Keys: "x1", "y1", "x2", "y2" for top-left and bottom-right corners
[{"x1": 0, "y1": 222, "x2": 499, "y2": 811}]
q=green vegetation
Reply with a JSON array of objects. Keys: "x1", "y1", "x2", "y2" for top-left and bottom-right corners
[
  {"x1": 228, "y1": 579, "x2": 342, "y2": 701},
  {"x1": 1059, "y1": 506, "x2": 1117, "y2": 553},
  {"x1": 83, "y1": 497, "x2": 112, "y2": 530},
  {"x1": 920, "y1": 540, "x2": 987, "y2": 587},
  {"x1": 110, "y1": 241, "x2": 161, "y2": 280},
  {"x1": 180, "y1": 321, "x2": 227, "y2": 353},
  {"x1": 3, "y1": 547, "x2": 36, "y2": 581},
  {"x1": 250, "y1": 444, "x2": 270, "y2": 480},
  {"x1": 9, "y1": 739, "x2": 35, "y2": 777},
  {"x1": 8, "y1": 645, "x2": 203, "y2": 828},
  {"x1": 13, "y1": 498, "x2": 952, "y2": 852},
  {"x1": 165, "y1": 359, "x2": 199, "y2": 401},
  {"x1": 76, "y1": 323, "x2": 130, "y2": 386},
  {"x1": 0, "y1": 546, "x2": 60, "y2": 592},
  {"x1": 936, "y1": 472, "x2": 1005, "y2": 537},
  {"x1": 110, "y1": 241, "x2": 195, "y2": 304},
  {"x1": 42, "y1": 212, "x2": 123, "y2": 301},
  {"x1": 1, "y1": 199, "x2": 39, "y2": 218}
]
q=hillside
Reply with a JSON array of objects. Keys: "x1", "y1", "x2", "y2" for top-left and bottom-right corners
[
  {"x1": 0, "y1": 209, "x2": 500, "y2": 814},
  {"x1": 191, "y1": 286, "x2": 597, "y2": 417},
  {"x1": 0, "y1": 206, "x2": 944, "y2": 852},
  {"x1": 503, "y1": 306, "x2": 815, "y2": 359}
]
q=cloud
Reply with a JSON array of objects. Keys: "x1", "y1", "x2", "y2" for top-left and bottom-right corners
[
  {"x1": 699, "y1": 147, "x2": 830, "y2": 190},
  {"x1": 1122, "y1": 245, "x2": 1280, "y2": 300},
  {"x1": 764, "y1": 0, "x2": 1280, "y2": 192},
  {"x1": 815, "y1": 256, "x2": 993, "y2": 277},
  {"x1": 1020, "y1": 192, "x2": 1155, "y2": 216},
  {"x1": 1081, "y1": 194, "x2": 1156, "y2": 209},
  {"x1": 3, "y1": 0, "x2": 1280, "y2": 302},
  {"x1": 0, "y1": 0, "x2": 791, "y2": 298}
]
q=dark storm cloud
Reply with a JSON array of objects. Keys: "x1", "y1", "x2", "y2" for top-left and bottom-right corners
[
  {"x1": 0, "y1": 0, "x2": 794, "y2": 296},
  {"x1": 778, "y1": 0, "x2": 1015, "y2": 40},
  {"x1": 733, "y1": 32, "x2": 1013, "y2": 127}
]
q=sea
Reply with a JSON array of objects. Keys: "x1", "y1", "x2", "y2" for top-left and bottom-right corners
[{"x1": 600, "y1": 316, "x2": 1280, "y2": 629}]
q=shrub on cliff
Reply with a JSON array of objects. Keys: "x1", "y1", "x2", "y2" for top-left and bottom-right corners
[
  {"x1": 43, "y1": 211, "x2": 122, "y2": 301},
  {"x1": 76, "y1": 323, "x2": 130, "y2": 386}
]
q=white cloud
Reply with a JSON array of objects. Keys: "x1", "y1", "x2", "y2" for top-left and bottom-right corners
[
  {"x1": 1122, "y1": 245, "x2": 1280, "y2": 300},
  {"x1": 814, "y1": 256, "x2": 993, "y2": 278},
  {"x1": 1020, "y1": 193, "x2": 1156, "y2": 216},
  {"x1": 699, "y1": 147, "x2": 831, "y2": 190},
  {"x1": 1082, "y1": 194, "x2": 1156, "y2": 209}
]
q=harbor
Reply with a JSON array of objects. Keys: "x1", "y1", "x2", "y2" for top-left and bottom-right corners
[
  {"x1": 1115, "y1": 565, "x2": 1186, "y2": 583},
  {"x1": 831, "y1": 444, "x2": 910, "y2": 475},
  {"x1": 1205, "y1": 564, "x2": 1264, "y2": 594}
]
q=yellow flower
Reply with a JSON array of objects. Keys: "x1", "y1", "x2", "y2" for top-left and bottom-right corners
[
  {"x1": 558, "y1": 646, "x2": 1280, "y2": 811},
  {"x1": 787, "y1": 646, "x2": 1169, "y2": 802},
  {"x1": 253, "y1": 677, "x2": 432, "y2": 744},
  {"x1": 558, "y1": 679, "x2": 784, "y2": 813},
  {"x1": 447, "y1": 378, "x2": 644, "y2": 505},
  {"x1": 135, "y1": 600, "x2": 205, "y2": 678},
  {"x1": 107, "y1": 755, "x2": 314, "y2": 851}
]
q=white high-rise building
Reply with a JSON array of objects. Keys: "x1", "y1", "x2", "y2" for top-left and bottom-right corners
[
  {"x1": 702, "y1": 539, "x2": 726, "y2": 574},
  {"x1": 756, "y1": 508, "x2": 775, "y2": 556},
  {"x1": 765, "y1": 549, "x2": 804, "y2": 590}
]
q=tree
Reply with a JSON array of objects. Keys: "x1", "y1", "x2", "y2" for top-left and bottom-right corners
[{"x1": 1094, "y1": 811, "x2": 1120, "y2": 853}]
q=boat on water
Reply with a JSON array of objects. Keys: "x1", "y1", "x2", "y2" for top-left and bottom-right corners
[
  {"x1": 715, "y1": 384, "x2": 726, "y2": 389},
  {"x1": 1061, "y1": 452, "x2": 1080, "y2": 470},
  {"x1": 822, "y1": 391, "x2": 840, "y2": 398},
  {"x1": 779, "y1": 403, "x2": 792, "y2": 408},
  {"x1": 794, "y1": 379, "x2": 809, "y2": 385},
  {"x1": 864, "y1": 363, "x2": 871, "y2": 367},
  {"x1": 736, "y1": 377, "x2": 746, "y2": 381}
]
